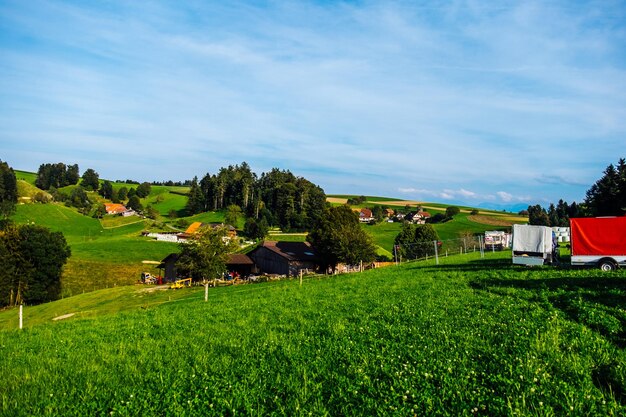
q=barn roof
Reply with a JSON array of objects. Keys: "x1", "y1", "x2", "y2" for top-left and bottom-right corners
[
  {"x1": 227, "y1": 254, "x2": 254, "y2": 265},
  {"x1": 254, "y1": 241, "x2": 318, "y2": 262},
  {"x1": 104, "y1": 203, "x2": 127, "y2": 213}
]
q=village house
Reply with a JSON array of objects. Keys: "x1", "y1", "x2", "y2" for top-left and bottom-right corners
[
  {"x1": 104, "y1": 203, "x2": 134, "y2": 216},
  {"x1": 177, "y1": 221, "x2": 237, "y2": 241},
  {"x1": 405, "y1": 211, "x2": 431, "y2": 224},
  {"x1": 248, "y1": 241, "x2": 318, "y2": 277},
  {"x1": 358, "y1": 208, "x2": 374, "y2": 223}
]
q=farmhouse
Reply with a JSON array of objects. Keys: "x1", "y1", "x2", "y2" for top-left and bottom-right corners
[
  {"x1": 177, "y1": 222, "x2": 237, "y2": 241},
  {"x1": 104, "y1": 203, "x2": 128, "y2": 215},
  {"x1": 405, "y1": 211, "x2": 431, "y2": 224},
  {"x1": 249, "y1": 241, "x2": 318, "y2": 277},
  {"x1": 358, "y1": 208, "x2": 374, "y2": 223}
]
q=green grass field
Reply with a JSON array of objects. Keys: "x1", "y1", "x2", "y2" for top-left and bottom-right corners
[
  {"x1": 1, "y1": 252, "x2": 624, "y2": 416},
  {"x1": 11, "y1": 204, "x2": 177, "y2": 295}
]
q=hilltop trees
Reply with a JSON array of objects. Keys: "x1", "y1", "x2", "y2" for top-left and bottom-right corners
[
  {"x1": 186, "y1": 163, "x2": 326, "y2": 232},
  {"x1": 81, "y1": 168, "x2": 100, "y2": 191},
  {"x1": 0, "y1": 223, "x2": 71, "y2": 306},
  {"x1": 35, "y1": 163, "x2": 80, "y2": 190},
  {"x1": 307, "y1": 205, "x2": 377, "y2": 272},
  {"x1": 0, "y1": 160, "x2": 18, "y2": 219}
]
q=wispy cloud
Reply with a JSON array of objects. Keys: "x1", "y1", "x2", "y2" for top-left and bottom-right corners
[{"x1": 1, "y1": 0, "x2": 625, "y2": 206}]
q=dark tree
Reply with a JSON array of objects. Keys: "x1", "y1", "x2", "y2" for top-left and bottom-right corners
[
  {"x1": 527, "y1": 204, "x2": 550, "y2": 226},
  {"x1": 66, "y1": 164, "x2": 80, "y2": 185},
  {"x1": 35, "y1": 162, "x2": 80, "y2": 190},
  {"x1": 67, "y1": 186, "x2": 90, "y2": 211},
  {"x1": 307, "y1": 205, "x2": 377, "y2": 272},
  {"x1": 127, "y1": 195, "x2": 143, "y2": 212},
  {"x1": 136, "y1": 182, "x2": 152, "y2": 198},
  {"x1": 99, "y1": 180, "x2": 113, "y2": 199},
  {"x1": 243, "y1": 217, "x2": 269, "y2": 240},
  {"x1": 117, "y1": 187, "x2": 128, "y2": 201},
  {"x1": 0, "y1": 160, "x2": 18, "y2": 219},
  {"x1": 585, "y1": 158, "x2": 626, "y2": 216},
  {"x1": 185, "y1": 177, "x2": 205, "y2": 215},
  {"x1": 394, "y1": 223, "x2": 439, "y2": 260},
  {"x1": 446, "y1": 206, "x2": 460, "y2": 218},
  {"x1": 81, "y1": 168, "x2": 100, "y2": 191},
  {"x1": 0, "y1": 224, "x2": 70, "y2": 306}
]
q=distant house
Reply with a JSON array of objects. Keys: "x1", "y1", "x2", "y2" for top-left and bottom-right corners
[
  {"x1": 104, "y1": 203, "x2": 128, "y2": 215},
  {"x1": 178, "y1": 222, "x2": 237, "y2": 241},
  {"x1": 249, "y1": 241, "x2": 318, "y2": 277},
  {"x1": 384, "y1": 208, "x2": 395, "y2": 218},
  {"x1": 405, "y1": 211, "x2": 431, "y2": 224},
  {"x1": 359, "y1": 208, "x2": 374, "y2": 223}
]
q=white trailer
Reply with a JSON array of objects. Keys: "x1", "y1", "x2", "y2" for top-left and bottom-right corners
[
  {"x1": 512, "y1": 224, "x2": 557, "y2": 266},
  {"x1": 484, "y1": 230, "x2": 511, "y2": 251}
]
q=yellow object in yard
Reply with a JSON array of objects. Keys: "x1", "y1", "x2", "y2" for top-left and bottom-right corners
[{"x1": 170, "y1": 278, "x2": 192, "y2": 289}]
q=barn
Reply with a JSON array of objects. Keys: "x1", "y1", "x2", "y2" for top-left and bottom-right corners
[{"x1": 248, "y1": 241, "x2": 318, "y2": 277}]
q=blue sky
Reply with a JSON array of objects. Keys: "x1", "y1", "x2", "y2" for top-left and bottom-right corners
[{"x1": 1, "y1": 1, "x2": 625, "y2": 210}]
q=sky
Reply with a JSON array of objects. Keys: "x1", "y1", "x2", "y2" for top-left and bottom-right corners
[{"x1": 1, "y1": 1, "x2": 625, "y2": 210}]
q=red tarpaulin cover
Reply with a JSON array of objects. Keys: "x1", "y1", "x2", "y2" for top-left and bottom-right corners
[{"x1": 570, "y1": 217, "x2": 626, "y2": 256}]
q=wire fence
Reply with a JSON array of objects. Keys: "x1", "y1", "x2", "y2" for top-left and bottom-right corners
[{"x1": 391, "y1": 236, "x2": 495, "y2": 265}]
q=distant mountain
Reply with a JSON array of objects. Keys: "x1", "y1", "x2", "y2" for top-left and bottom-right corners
[{"x1": 475, "y1": 202, "x2": 528, "y2": 213}]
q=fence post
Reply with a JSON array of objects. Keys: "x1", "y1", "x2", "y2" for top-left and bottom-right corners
[
  {"x1": 300, "y1": 269, "x2": 303, "y2": 286},
  {"x1": 434, "y1": 240, "x2": 439, "y2": 265},
  {"x1": 205, "y1": 283, "x2": 208, "y2": 302},
  {"x1": 19, "y1": 304, "x2": 23, "y2": 330}
]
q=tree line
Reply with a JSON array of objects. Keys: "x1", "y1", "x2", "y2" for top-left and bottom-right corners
[
  {"x1": 185, "y1": 162, "x2": 327, "y2": 233},
  {"x1": 527, "y1": 158, "x2": 626, "y2": 226}
]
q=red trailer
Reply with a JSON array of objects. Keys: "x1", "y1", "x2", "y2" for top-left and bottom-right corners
[{"x1": 570, "y1": 217, "x2": 626, "y2": 271}]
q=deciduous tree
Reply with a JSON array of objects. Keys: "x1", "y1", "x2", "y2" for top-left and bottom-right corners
[
  {"x1": 176, "y1": 225, "x2": 237, "y2": 281},
  {"x1": 0, "y1": 224, "x2": 70, "y2": 306},
  {"x1": 307, "y1": 205, "x2": 377, "y2": 272},
  {"x1": 81, "y1": 168, "x2": 99, "y2": 191}
]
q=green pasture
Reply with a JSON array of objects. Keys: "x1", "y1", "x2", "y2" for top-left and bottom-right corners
[
  {"x1": 1, "y1": 252, "x2": 624, "y2": 416},
  {"x1": 141, "y1": 187, "x2": 189, "y2": 216},
  {"x1": 14, "y1": 169, "x2": 37, "y2": 184},
  {"x1": 363, "y1": 212, "x2": 514, "y2": 254},
  {"x1": 11, "y1": 204, "x2": 176, "y2": 294}
]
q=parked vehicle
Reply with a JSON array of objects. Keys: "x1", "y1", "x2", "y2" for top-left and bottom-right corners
[
  {"x1": 570, "y1": 217, "x2": 626, "y2": 271},
  {"x1": 511, "y1": 224, "x2": 557, "y2": 266},
  {"x1": 484, "y1": 231, "x2": 511, "y2": 251}
]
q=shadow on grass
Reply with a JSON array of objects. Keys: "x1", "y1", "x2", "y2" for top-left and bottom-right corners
[{"x1": 469, "y1": 275, "x2": 626, "y2": 349}]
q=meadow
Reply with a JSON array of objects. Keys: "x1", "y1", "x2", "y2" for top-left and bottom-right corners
[{"x1": 0, "y1": 251, "x2": 624, "y2": 416}]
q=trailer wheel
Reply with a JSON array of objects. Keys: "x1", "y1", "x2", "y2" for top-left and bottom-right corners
[{"x1": 599, "y1": 258, "x2": 617, "y2": 272}]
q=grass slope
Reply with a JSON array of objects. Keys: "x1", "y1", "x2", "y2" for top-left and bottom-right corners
[
  {"x1": 0, "y1": 252, "x2": 624, "y2": 416},
  {"x1": 12, "y1": 204, "x2": 176, "y2": 295}
]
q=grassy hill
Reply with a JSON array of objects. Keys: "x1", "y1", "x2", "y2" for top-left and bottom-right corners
[
  {"x1": 11, "y1": 203, "x2": 177, "y2": 295},
  {"x1": 1, "y1": 252, "x2": 624, "y2": 416},
  {"x1": 9, "y1": 173, "x2": 529, "y2": 294}
]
